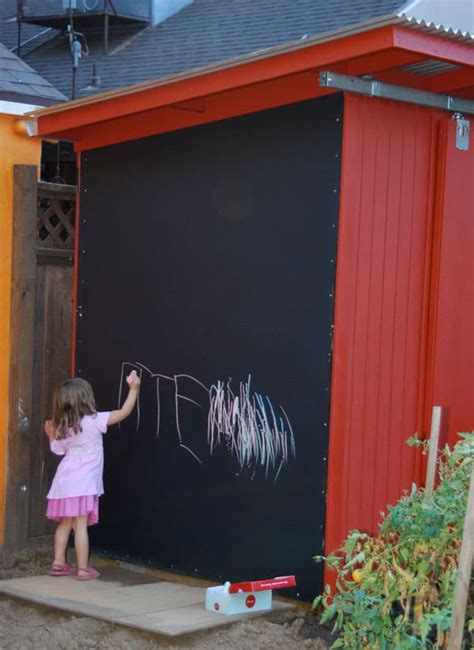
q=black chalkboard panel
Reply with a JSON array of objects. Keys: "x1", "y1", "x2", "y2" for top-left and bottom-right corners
[{"x1": 78, "y1": 94, "x2": 342, "y2": 600}]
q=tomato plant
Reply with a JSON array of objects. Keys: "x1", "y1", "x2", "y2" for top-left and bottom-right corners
[{"x1": 313, "y1": 433, "x2": 473, "y2": 649}]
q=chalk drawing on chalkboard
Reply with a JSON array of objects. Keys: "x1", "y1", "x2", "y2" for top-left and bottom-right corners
[
  {"x1": 207, "y1": 377, "x2": 295, "y2": 481},
  {"x1": 118, "y1": 361, "x2": 296, "y2": 481}
]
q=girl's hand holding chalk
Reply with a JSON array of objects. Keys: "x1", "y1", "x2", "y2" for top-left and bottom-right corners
[
  {"x1": 107, "y1": 371, "x2": 141, "y2": 426},
  {"x1": 126, "y1": 370, "x2": 141, "y2": 391},
  {"x1": 44, "y1": 419, "x2": 55, "y2": 440}
]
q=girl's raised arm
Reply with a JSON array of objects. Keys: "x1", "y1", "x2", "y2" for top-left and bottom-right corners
[{"x1": 107, "y1": 371, "x2": 141, "y2": 426}]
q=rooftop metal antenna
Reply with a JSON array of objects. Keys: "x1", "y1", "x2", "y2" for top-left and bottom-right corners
[{"x1": 66, "y1": 0, "x2": 88, "y2": 99}]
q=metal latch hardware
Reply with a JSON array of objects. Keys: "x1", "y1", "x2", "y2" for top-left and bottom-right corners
[{"x1": 452, "y1": 113, "x2": 470, "y2": 151}]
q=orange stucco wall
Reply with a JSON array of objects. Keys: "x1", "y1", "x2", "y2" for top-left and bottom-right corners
[{"x1": 0, "y1": 112, "x2": 41, "y2": 547}]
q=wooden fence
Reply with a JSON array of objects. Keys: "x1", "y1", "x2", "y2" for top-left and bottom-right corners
[{"x1": 4, "y1": 165, "x2": 75, "y2": 550}]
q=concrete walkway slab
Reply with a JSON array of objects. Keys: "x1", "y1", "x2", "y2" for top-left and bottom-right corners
[{"x1": 0, "y1": 565, "x2": 292, "y2": 637}]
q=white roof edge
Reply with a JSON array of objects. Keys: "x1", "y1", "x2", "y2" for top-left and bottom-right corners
[
  {"x1": 0, "y1": 100, "x2": 43, "y2": 116},
  {"x1": 400, "y1": 15, "x2": 474, "y2": 40},
  {"x1": 398, "y1": 0, "x2": 474, "y2": 39}
]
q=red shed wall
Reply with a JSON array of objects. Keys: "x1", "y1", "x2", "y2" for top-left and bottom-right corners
[
  {"x1": 425, "y1": 119, "x2": 474, "y2": 446},
  {"x1": 326, "y1": 94, "x2": 440, "y2": 553}
]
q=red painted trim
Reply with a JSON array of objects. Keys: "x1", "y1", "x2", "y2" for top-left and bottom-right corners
[
  {"x1": 421, "y1": 120, "x2": 448, "y2": 463},
  {"x1": 456, "y1": 87, "x2": 474, "y2": 100},
  {"x1": 36, "y1": 27, "x2": 396, "y2": 139},
  {"x1": 377, "y1": 67, "x2": 474, "y2": 94},
  {"x1": 416, "y1": 112, "x2": 443, "y2": 484},
  {"x1": 73, "y1": 76, "x2": 333, "y2": 151},
  {"x1": 324, "y1": 94, "x2": 351, "y2": 568},
  {"x1": 69, "y1": 63, "x2": 473, "y2": 152},
  {"x1": 36, "y1": 28, "x2": 473, "y2": 153},
  {"x1": 340, "y1": 49, "x2": 426, "y2": 76},
  {"x1": 362, "y1": 68, "x2": 474, "y2": 94},
  {"x1": 430, "y1": 68, "x2": 474, "y2": 93},
  {"x1": 71, "y1": 152, "x2": 80, "y2": 377},
  {"x1": 375, "y1": 69, "x2": 432, "y2": 89},
  {"x1": 392, "y1": 27, "x2": 474, "y2": 67}
]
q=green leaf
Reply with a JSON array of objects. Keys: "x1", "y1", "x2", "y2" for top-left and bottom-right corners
[
  {"x1": 346, "y1": 552, "x2": 366, "y2": 567},
  {"x1": 312, "y1": 595, "x2": 322, "y2": 609},
  {"x1": 320, "y1": 605, "x2": 336, "y2": 625}
]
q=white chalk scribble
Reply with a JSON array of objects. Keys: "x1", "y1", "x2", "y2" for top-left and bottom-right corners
[{"x1": 118, "y1": 362, "x2": 295, "y2": 481}]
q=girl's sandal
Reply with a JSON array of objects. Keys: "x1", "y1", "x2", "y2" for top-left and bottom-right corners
[
  {"x1": 76, "y1": 567, "x2": 100, "y2": 581},
  {"x1": 50, "y1": 563, "x2": 76, "y2": 577}
]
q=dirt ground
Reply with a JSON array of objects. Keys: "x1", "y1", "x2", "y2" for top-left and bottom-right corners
[{"x1": 0, "y1": 548, "x2": 334, "y2": 650}]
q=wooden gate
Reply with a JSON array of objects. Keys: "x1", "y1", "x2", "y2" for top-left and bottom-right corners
[{"x1": 4, "y1": 165, "x2": 75, "y2": 549}]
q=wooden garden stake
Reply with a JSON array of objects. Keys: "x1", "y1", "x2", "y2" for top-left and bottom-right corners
[
  {"x1": 447, "y1": 464, "x2": 474, "y2": 650},
  {"x1": 424, "y1": 406, "x2": 443, "y2": 500}
]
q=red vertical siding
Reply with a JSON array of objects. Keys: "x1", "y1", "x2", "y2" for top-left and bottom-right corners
[
  {"x1": 71, "y1": 153, "x2": 80, "y2": 377},
  {"x1": 325, "y1": 95, "x2": 438, "y2": 554},
  {"x1": 426, "y1": 118, "x2": 474, "y2": 446}
]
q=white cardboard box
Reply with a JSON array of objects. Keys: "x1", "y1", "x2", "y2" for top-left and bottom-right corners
[
  {"x1": 205, "y1": 582, "x2": 272, "y2": 615},
  {"x1": 205, "y1": 575, "x2": 296, "y2": 616}
]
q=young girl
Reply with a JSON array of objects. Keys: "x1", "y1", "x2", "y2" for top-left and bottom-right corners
[{"x1": 44, "y1": 370, "x2": 141, "y2": 580}]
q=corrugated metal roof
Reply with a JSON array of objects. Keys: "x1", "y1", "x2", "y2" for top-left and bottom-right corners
[
  {"x1": 398, "y1": 15, "x2": 474, "y2": 43},
  {"x1": 398, "y1": 0, "x2": 473, "y2": 40},
  {"x1": 400, "y1": 59, "x2": 461, "y2": 77}
]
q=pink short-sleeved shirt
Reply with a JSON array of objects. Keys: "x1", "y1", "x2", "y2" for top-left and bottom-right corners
[{"x1": 47, "y1": 411, "x2": 110, "y2": 500}]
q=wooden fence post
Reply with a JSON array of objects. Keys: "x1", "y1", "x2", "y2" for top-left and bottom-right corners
[
  {"x1": 4, "y1": 165, "x2": 38, "y2": 551},
  {"x1": 447, "y1": 464, "x2": 474, "y2": 650},
  {"x1": 424, "y1": 406, "x2": 444, "y2": 500}
]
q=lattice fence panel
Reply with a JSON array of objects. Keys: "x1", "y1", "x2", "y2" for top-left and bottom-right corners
[{"x1": 37, "y1": 182, "x2": 76, "y2": 251}]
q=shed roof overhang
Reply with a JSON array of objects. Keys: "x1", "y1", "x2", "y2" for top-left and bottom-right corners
[{"x1": 33, "y1": 25, "x2": 474, "y2": 152}]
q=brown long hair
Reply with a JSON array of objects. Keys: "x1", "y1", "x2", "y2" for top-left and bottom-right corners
[{"x1": 52, "y1": 378, "x2": 97, "y2": 439}]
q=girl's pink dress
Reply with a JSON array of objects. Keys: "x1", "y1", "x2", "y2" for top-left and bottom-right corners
[{"x1": 46, "y1": 411, "x2": 110, "y2": 526}]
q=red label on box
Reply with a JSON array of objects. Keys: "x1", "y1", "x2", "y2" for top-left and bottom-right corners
[
  {"x1": 229, "y1": 575, "x2": 296, "y2": 593},
  {"x1": 246, "y1": 595, "x2": 256, "y2": 608}
]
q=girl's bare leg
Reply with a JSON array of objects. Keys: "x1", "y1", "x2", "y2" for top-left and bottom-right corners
[
  {"x1": 73, "y1": 515, "x2": 90, "y2": 576},
  {"x1": 53, "y1": 517, "x2": 73, "y2": 566}
]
